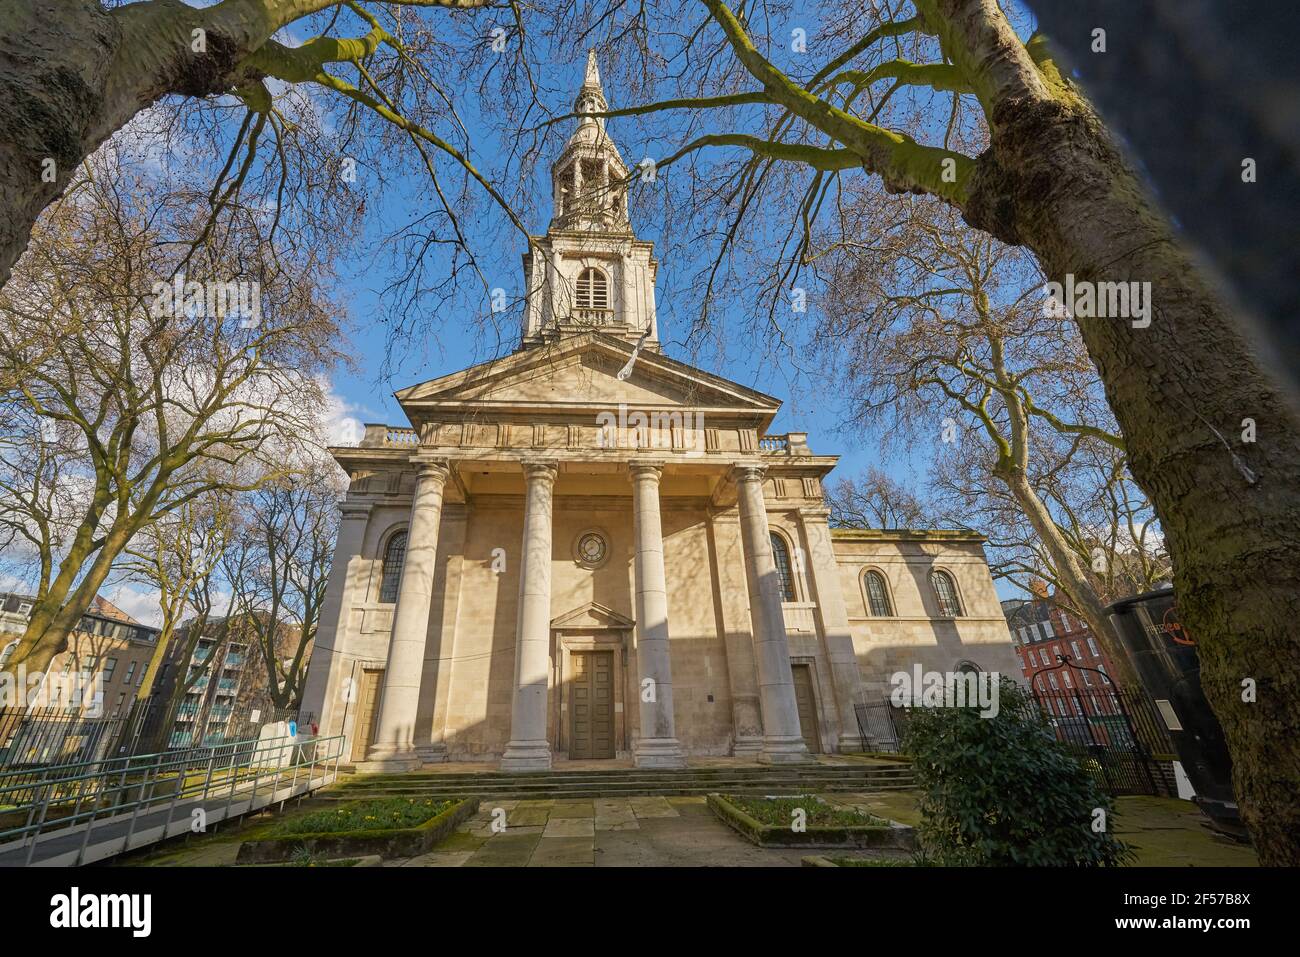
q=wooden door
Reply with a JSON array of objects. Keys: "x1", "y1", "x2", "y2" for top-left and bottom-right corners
[
  {"x1": 351, "y1": 669, "x2": 383, "y2": 761},
  {"x1": 570, "y1": 651, "x2": 615, "y2": 759},
  {"x1": 791, "y1": 663, "x2": 822, "y2": 754}
]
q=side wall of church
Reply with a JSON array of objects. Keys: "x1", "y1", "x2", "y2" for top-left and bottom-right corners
[{"x1": 833, "y1": 536, "x2": 1024, "y2": 702}]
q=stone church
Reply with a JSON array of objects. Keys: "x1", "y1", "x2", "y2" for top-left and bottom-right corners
[{"x1": 300, "y1": 54, "x2": 1018, "y2": 771}]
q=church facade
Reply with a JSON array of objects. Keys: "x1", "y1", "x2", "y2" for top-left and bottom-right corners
[{"x1": 300, "y1": 54, "x2": 1019, "y2": 771}]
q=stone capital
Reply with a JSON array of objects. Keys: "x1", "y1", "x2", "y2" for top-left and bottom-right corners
[
  {"x1": 629, "y1": 460, "x2": 665, "y2": 482},
  {"x1": 730, "y1": 462, "x2": 767, "y2": 484},
  {"x1": 410, "y1": 456, "x2": 451, "y2": 483},
  {"x1": 521, "y1": 459, "x2": 559, "y2": 484},
  {"x1": 339, "y1": 501, "x2": 371, "y2": 521}
]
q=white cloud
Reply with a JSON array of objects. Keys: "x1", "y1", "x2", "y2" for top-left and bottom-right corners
[
  {"x1": 100, "y1": 583, "x2": 165, "y2": 628},
  {"x1": 319, "y1": 376, "x2": 366, "y2": 446}
]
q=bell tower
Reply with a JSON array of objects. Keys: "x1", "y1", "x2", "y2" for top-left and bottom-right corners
[{"x1": 521, "y1": 51, "x2": 659, "y2": 350}]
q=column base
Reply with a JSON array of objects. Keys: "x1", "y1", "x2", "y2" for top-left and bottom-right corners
[
  {"x1": 732, "y1": 736, "x2": 764, "y2": 758},
  {"x1": 633, "y1": 737, "x2": 686, "y2": 769},
  {"x1": 356, "y1": 744, "x2": 423, "y2": 773},
  {"x1": 758, "y1": 735, "x2": 814, "y2": 764},
  {"x1": 500, "y1": 741, "x2": 552, "y2": 772},
  {"x1": 835, "y1": 733, "x2": 866, "y2": 754},
  {"x1": 416, "y1": 743, "x2": 449, "y2": 764}
]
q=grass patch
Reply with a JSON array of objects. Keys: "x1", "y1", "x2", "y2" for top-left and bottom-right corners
[
  {"x1": 723, "y1": 794, "x2": 889, "y2": 828},
  {"x1": 236, "y1": 797, "x2": 479, "y2": 863},
  {"x1": 275, "y1": 797, "x2": 454, "y2": 836}
]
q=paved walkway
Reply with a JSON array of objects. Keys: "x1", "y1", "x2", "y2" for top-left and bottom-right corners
[{"x1": 384, "y1": 792, "x2": 913, "y2": 867}]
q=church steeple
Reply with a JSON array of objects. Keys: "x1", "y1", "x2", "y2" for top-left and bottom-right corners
[
  {"x1": 550, "y1": 50, "x2": 630, "y2": 232},
  {"x1": 521, "y1": 51, "x2": 659, "y2": 351}
]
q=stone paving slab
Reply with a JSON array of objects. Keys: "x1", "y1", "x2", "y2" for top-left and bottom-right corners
[
  {"x1": 463, "y1": 833, "x2": 540, "y2": 867},
  {"x1": 544, "y1": 817, "x2": 595, "y2": 838},
  {"x1": 506, "y1": 806, "x2": 551, "y2": 826},
  {"x1": 627, "y1": 796, "x2": 679, "y2": 818},
  {"x1": 529, "y1": 836, "x2": 594, "y2": 867},
  {"x1": 402, "y1": 850, "x2": 475, "y2": 867}
]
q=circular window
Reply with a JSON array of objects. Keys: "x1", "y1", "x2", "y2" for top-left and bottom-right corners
[{"x1": 574, "y1": 529, "x2": 609, "y2": 568}]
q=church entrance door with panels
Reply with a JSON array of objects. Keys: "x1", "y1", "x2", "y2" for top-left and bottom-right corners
[{"x1": 569, "y1": 650, "x2": 615, "y2": 759}]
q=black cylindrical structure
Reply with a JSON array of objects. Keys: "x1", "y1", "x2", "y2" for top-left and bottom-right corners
[{"x1": 1106, "y1": 589, "x2": 1243, "y2": 835}]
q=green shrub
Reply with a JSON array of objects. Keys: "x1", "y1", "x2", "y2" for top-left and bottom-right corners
[
  {"x1": 277, "y1": 797, "x2": 455, "y2": 836},
  {"x1": 901, "y1": 677, "x2": 1133, "y2": 866}
]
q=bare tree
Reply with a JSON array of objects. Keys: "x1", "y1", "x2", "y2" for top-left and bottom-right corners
[
  {"x1": 121, "y1": 487, "x2": 235, "y2": 702},
  {"x1": 0, "y1": 148, "x2": 343, "y2": 677},
  {"x1": 827, "y1": 467, "x2": 935, "y2": 529},
  {"x1": 818, "y1": 190, "x2": 1148, "y2": 685},
  {"x1": 233, "y1": 465, "x2": 343, "y2": 709}
]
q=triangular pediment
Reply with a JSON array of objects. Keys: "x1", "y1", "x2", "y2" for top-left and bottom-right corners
[
  {"x1": 551, "y1": 600, "x2": 635, "y2": 630},
  {"x1": 396, "y1": 333, "x2": 780, "y2": 418}
]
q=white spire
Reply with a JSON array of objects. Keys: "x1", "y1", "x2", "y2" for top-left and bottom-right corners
[{"x1": 583, "y1": 49, "x2": 602, "y2": 92}]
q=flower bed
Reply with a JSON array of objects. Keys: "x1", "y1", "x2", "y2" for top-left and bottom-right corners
[
  {"x1": 235, "y1": 797, "x2": 479, "y2": 863},
  {"x1": 707, "y1": 793, "x2": 915, "y2": 849}
]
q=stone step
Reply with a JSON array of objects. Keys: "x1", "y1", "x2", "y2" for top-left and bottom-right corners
[
  {"x1": 313, "y1": 780, "x2": 916, "y2": 801},
  {"x1": 333, "y1": 776, "x2": 914, "y2": 795},
  {"x1": 339, "y1": 765, "x2": 912, "y2": 787}
]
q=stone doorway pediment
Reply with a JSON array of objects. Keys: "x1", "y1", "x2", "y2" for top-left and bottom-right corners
[{"x1": 551, "y1": 600, "x2": 635, "y2": 631}]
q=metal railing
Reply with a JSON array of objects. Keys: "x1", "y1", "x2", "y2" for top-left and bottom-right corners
[{"x1": 0, "y1": 732, "x2": 344, "y2": 866}]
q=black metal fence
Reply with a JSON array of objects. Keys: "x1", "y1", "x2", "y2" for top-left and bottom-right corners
[
  {"x1": 854, "y1": 679, "x2": 1178, "y2": 797},
  {"x1": 0, "y1": 697, "x2": 312, "y2": 772},
  {"x1": 1030, "y1": 684, "x2": 1175, "y2": 796}
]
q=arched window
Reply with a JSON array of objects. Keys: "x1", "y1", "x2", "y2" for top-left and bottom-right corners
[
  {"x1": 0, "y1": 639, "x2": 18, "y2": 669},
  {"x1": 931, "y1": 569, "x2": 963, "y2": 617},
  {"x1": 379, "y1": 530, "x2": 408, "y2": 604},
  {"x1": 576, "y1": 268, "x2": 609, "y2": 311},
  {"x1": 770, "y1": 532, "x2": 797, "y2": 602},
  {"x1": 864, "y1": 570, "x2": 893, "y2": 616}
]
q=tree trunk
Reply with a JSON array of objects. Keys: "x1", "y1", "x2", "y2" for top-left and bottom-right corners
[
  {"x1": 0, "y1": 0, "x2": 260, "y2": 285},
  {"x1": 1000, "y1": 468, "x2": 1141, "y2": 690},
  {"x1": 967, "y1": 87, "x2": 1300, "y2": 865}
]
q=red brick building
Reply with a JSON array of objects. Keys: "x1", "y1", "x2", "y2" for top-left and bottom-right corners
[{"x1": 1001, "y1": 593, "x2": 1125, "y2": 701}]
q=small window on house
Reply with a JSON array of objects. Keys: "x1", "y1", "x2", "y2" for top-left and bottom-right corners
[
  {"x1": 576, "y1": 267, "x2": 609, "y2": 310},
  {"x1": 379, "y1": 531, "x2": 408, "y2": 604},
  {"x1": 103, "y1": 657, "x2": 118, "y2": 682},
  {"x1": 864, "y1": 571, "x2": 893, "y2": 616},
  {"x1": 124, "y1": 661, "x2": 136, "y2": 684},
  {"x1": 770, "y1": 533, "x2": 797, "y2": 602},
  {"x1": 930, "y1": 570, "x2": 963, "y2": 617}
]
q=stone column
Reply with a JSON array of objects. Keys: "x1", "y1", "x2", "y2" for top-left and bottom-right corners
[
  {"x1": 299, "y1": 500, "x2": 370, "y2": 738},
  {"x1": 629, "y1": 462, "x2": 686, "y2": 768},
  {"x1": 797, "y1": 508, "x2": 867, "y2": 751},
  {"x1": 501, "y1": 461, "x2": 558, "y2": 771},
  {"x1": 364, "y1": 459, "x2": 450, "y2": 770},
  {"x1": 733, "y1": 464, "x2": 810, "y2": 764},
  {"x1": 706, "y1": 509, "x2": 764, "y2": 756}
]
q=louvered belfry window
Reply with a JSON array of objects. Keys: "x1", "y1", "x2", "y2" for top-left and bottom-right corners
[{"x1": 576, "y1": 267, "x2": 609, "y2": 310}]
